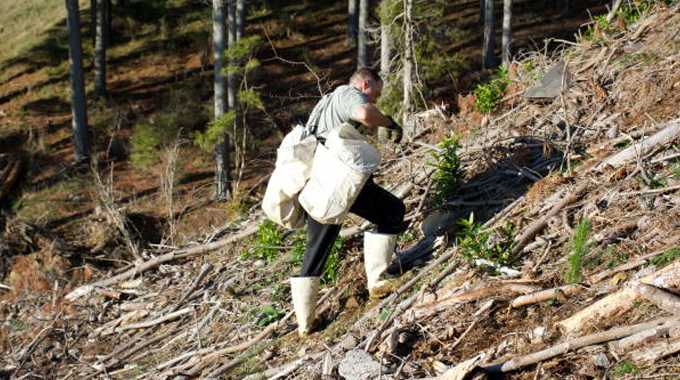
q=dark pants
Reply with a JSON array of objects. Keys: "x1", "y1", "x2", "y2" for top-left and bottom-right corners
[{"x1": 299, "y1": 177, "x2": 406, "y2": 277}]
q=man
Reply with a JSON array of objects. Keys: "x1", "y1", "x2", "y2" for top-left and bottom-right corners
[{"x1": 291, "y1": 68, "x2": 406, "y2": 337}]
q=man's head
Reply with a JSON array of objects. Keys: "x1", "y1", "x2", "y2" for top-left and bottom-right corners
[{"x1": 349, "y1": 67, "x2": 383, "y2": 104}]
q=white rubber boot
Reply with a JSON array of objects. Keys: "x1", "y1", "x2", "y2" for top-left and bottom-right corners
[
  {"x1": 364, "y1": 231, "x2": 398, "y2": 298},
  {"x1": 290, "y1": 276, "x2": 320, "y2": 337}
]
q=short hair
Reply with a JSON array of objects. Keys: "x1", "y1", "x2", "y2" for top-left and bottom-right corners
[{"x1": 349, "y1": 67, "x2": 383, "y2": 86}]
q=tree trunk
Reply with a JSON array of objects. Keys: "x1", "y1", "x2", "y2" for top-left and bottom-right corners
[
  {"x1": 105, "y1": 0, "x2": 111, "y2": 45},
  {"x1": 94, "y1": 0, "x2": 107, "y2": 99},
  {"x1": 402, "y1": 0, "x2": 414, "y2": 121},
  {"x1": 502, "y1": 0, "x2": 512, "y2": 66},
  {"x1": 357, "y1": 0, "x2": 370, "y2": 68},
  {"x1": 65, "y1": 0, "x2": 90, "y2": 162},
  {"x1": 482, "y1": 0, "x2": 495, "y2": 69},
  {"x1": 347, "y1": 0, "x2": 358, "y2": 46},
  {"x1": 213, "y1": 0, "x2": 230, "y2": 200},
  {"x1": 380, "y1": 16, "x2": 391, "y2": 78},
  {"x1": 235, "y1": 0, "x2": 245, "y2": 40},
  {"x1": 226, "y1": 0, "x2": 237, "y2": 110},
  {"x1": 90, "y1": 0, "x2": 96, "y2": 45}
]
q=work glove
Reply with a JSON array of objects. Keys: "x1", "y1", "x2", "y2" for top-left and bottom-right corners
[{"x1": 387, "y1": 116, "x2": 403, "y2": 144}]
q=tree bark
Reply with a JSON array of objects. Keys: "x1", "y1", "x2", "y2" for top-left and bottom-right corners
[
  {"x1": 347, "y1": 0, "x2": 358, "y2": 46},
  {"x1": 380, "y1": 16, "x2": 391, "y2": 78},
  {"x1": 502, "y1": 0, "x2": 512, "y2": 66},
  {"x1": 213, "y1": 0, "x2": 231, "y2": 200},
  {"x1": 235, "y1": 0, "x2": 245, "y2": 40},
  {"x1": 403, "y1": 0, "x2": 414, "y2": 120},
  {"x1": 357, "y1": 0, "x2": 370, "y2": 68},
  {"x1": 482, "y1": 0, "x2": 495, "y2": 69},
  {"x1": 65, "y1": 0, "x2": 90, "y2": 162},
  {"x1": 226, "y1": 0, "x2": 237, "y2": 110},
  {"x1": 94, "y1": 0, "x2": 107, "y2": 99}
]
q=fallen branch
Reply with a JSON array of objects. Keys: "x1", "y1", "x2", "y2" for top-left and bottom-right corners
[
  {"x1": 65, "y1": 222, "x2": 258, "y2": 301},
  {"x1": 119, "y1": 307, "x2": 193, "y2": 331},
  {"x1": 413, "y1": 283, "x2": 540, "y2": 320},
  {"x1": 512, "y1": 182, "x2": 588, "y2": 255},
  {"x1": 629, "y1": 336, "x2": 680, "y2": 364},
  {"x1": 635, "y1": 283, "x2": 680, "y2": 315},
  {"x1": 510, "y1": 284, "x2": 581, "y2": 308},
  {"x1": 482, "y1": 318, "x2": 676, "y2": 373},
  {"x1": 593, "y1": 119, "x2": 680, "y2": 171},
  {"x1": 558, "y1": 260, "x2": 680, "y2": 336}
]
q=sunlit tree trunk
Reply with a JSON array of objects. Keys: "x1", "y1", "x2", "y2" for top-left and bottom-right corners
[
  {"x1": 236, "y1": 0, "x2": 245, "y2": 40},
  {"x1": 502, "y1": 0, "x2": 512, "y2": 66},
  {"x1": 380, "y1": 18, "x2": 391, "y2": 78},
  {"x1": 482, "y1": 0, "x2": 495, "y2": 69},
  {"x1": 94, "y1": 0, "x2": 107, "y2": 99},
  {"x1": 66, "y1": 0, "x2": 90, "y2": 162},
  {"x1": 403, "y1": 0, "x2": 414, "y2": 120},
  {"x1": 227, "y1": 0, "x2": 237, "y2": 110},
  {"x1": 347, "y1": 0, "x2": 358, "y2": 46},
  {"x1": 357, "y1": 0, "x2": 369, "y2": 68},
  {"x1": 213, "y1": 0, "x2": 231, "y2": 199}
]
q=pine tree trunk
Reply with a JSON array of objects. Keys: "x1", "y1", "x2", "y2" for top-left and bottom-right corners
[
  {"x1": 482, "y1": 0, "x2": 495, "y2": 69},
  {"x1": 380, "y1": 20, "x2": 391, "y2": 78},
  {"x1": 403, "y1": 0, "x2": 414, "y2": 120},
  {"x1": 105, "y1": 0, "x2": 111, "y2": 45},
  {"x1": 94, "y1": 0, "x2": 107, "y2": 99},
  {"x1": 502, "y1": 0, "x2": 512, "y2": 66},
  {"x1": 213, "y1": 0, "x2": 230, "y2": 200},
  {"x1": 65, "y1": 0, "x2": 90, "y2": 162},
  {"x1": 357, "y1": 0, "x2": 369, "y2": 68},
  {"x1": 347, "y1": 0, "x2": 358, "y2": 46},
  {"x1": 236, "y1": 0, "x2": 245, "y2": 40},
  {"x1": 90, "y1": 0, "x2": 96, "y2": 45},
  {"x1": 227, "y1": 0, "x2": 237, "y2": 110}
]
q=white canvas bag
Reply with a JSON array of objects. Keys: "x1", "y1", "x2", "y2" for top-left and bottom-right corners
[
  {"x1": 299, "y1": 123, "x2": 380, "y2": 224},
  {"x1": 262, "y1": 125, "x2": 317, "y2": 228}
]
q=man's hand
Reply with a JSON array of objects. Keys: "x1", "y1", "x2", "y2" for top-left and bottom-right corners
[{"x1": 388, "y1": 116, "x2": 403, "y2": 143}]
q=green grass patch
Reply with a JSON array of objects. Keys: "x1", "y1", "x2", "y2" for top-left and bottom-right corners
[
  {"x1": 649, "y1": 247, "x2": 680, "y2": 267},
  {"x1": 611, "y1": 360, "x2": 640, "y2": 377}
]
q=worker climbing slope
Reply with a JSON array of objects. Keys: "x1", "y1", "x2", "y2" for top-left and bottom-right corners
[{"x1": 290, "y1": 68, "x2": 406, "y2": 337}]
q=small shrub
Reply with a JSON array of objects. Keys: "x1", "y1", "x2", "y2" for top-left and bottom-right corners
[
  {"x1": 194, "y1": 112, "x2": 236, "y2": 152},
  {"x1": 474, "y1": 67, "x2": 509, "y2": 113},
  {"x1": 611, "y1": 360, "x2": 640, "y2": 377},
  {"x1": 564, "y1": 219, "x2": 592, "y2": 283},
  {"x1": 248, "y1": 220, "x2": 284, "y2": 261},
  {"x1": 257, "y1": 304, "x2": 284, "y2": 326},
  {"x1": 429, "y1": 135, "x2": 464, "y2": 205},
  {"x1": 130, "y1": 123, "x2": 163, "y2": 168},
  {"x1": 456, "y1": 214, "x2": 519, "y2": 270}
]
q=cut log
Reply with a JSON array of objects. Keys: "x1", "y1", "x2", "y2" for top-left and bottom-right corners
[
  {"x1": 440, "y1": 353, "x2": 486, "y2": 380},
  {"x1": 510, "y1": 284, "x2": 581, "y2": 308},
  {"x1": 635, "y1": 283, "x2": 680, "y2": 315},
  {"x1": 629, "y1": 336, "x2": 680, "y2": 364},
  {"x1": 557, "y1": 260, "x2": 680, "y2": 336},
  {"x1": 482, "y1": 318, "x2": 675, "y2": 373},
  {"x1": 608, "y1": 323, "x2": 676, "y2": 355},
  {"x1": 593, "y1": 119, "x2": 680, "y2": 171}
]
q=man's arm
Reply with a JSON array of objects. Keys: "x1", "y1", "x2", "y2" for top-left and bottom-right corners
[{"x1": 352, "y1": 104, "x2": 395, "y2": 135}]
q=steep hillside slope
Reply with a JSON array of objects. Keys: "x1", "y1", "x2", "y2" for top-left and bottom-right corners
[{"x1": 3, "y1": 2, "x2": 680, "y2": 380}]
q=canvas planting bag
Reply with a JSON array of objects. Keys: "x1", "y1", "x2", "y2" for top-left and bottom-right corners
[
  {"x1": 299, "y1": 122, "x2": 381, "y2": 224},
  {"x1": 262, "y1": 125, "x2": 317, "y2": 228}
]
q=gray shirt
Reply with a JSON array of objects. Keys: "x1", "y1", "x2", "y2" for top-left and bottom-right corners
[{"x1": 305, "y1": 85, "x2": 369, "y2": 139}]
